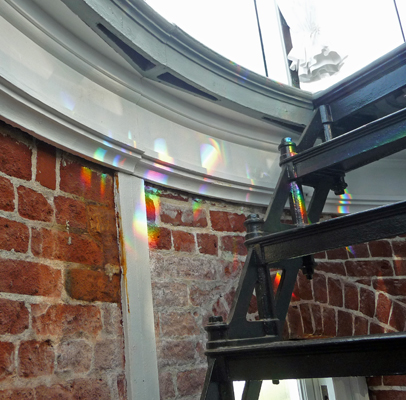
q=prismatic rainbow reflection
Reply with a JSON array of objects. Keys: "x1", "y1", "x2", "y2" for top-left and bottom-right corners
[
  {"x1": 94, "y1": 148, "x2": 107, "y2": 162},
  {"x1": 290, "y1": 182, "x2": 309, "y2": 224},
  {"x1": 337, "y1": 189, "x2": 352, "y2": 214},
  {"x1": 80, "y1": 167, "x2": 92, "y2": 187},
  {"x1": 200, "y1": 138, "x2": 222, "y2": 175},
  {"x1": 144, "y1": 170, "x2": 169, "y2": 185}
]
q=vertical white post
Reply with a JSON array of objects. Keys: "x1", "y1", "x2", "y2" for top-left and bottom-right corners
[{"x1": 115, "y1": 172, "x2": 160, "y2": 400}]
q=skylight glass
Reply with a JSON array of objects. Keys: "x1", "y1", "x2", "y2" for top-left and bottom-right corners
[{"x1": 145, "y1": 0, "x2": 405, "y2": 92}]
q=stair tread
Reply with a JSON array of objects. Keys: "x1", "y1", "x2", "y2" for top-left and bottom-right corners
[
  {"x1": 246, "y1": 200, "x2": 406, "y2": 263},
  {"x1": 281, "y1": 107, "x2": 406, "y2": 181}
]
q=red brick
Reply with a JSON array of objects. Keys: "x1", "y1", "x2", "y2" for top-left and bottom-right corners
[
  {"x1": 159, "y1": 340, "x2": 195, "y2": 366},
  {"x1": 35, "y1": 384, "x2": 72, "y2": 400},
  {"x1": 160, "y1": 312, "x2": 200, "y2": 337},
  {"x1": 394, "y1": 259, "x2": 406, "y2": 276},
  {"x1": 94, "y1": 339, "x2": 124, "y2": 370},
  {"x1": 383, "y1": 375, "x2": 406, "y2": 386},
  {"x1": 57, "y1": 340, "x2": 92, "y2": 373},
  {"x1": 313, "y1": 251, "x2": 326, "y2": 260},
  {"x1": 337, "y1": 310, "x2": 352, "y2": 336},
  {"x1": 32, "y1": 228, "x2": 103, "y2": 267},
  {"x1": 18, "y1": 340, "x2": 54, "y2": 377},
  {"x1": 160, "y1": 203, "x2": 207, "y2": 227},
  {"x1": 297, "y1": 270, "x2": 313, "y2": 300},
  {"x1": 173, "y1": 230, "x2": 195, "y2": 252},
  {"x1": 313, "y1": 273, "x2": 327, "y2": 303},
  {"x1": 18, "y1": 186, "x2": 53, "y2": 222},
  {"x1": 177, "y1": 368, "x2": 206, "y2": 396},
  {"x1": 389, "y1": 301, "x2": 406, "y2": 331},
  {"x1": 55, "y1": 196, "x2": 86, "y2": 229},
  {"x1": 311, "y1": 304, "x2": 323, "y2": 335},
  {"x1": 344, "y1": 283, "x2": 359, "y2": 311},
  {"x1": 354, "y1": 316, "x2": 368, "y2": 336},
  {"x1": 0, "y1": 298, "x2": 29, "y2": 334},
  {"x1": 376, "y1": 293, "x2": 392, "y2": 324},
  {"x1": 369, "y1": 240, "x2": 393, "y2": 257},
  {"x1": 370, "y1": 390, "x2": 406, "y2": 400},
  {"x1": 373, "y1": 278, "x2": 406, "y2": 296},
  {"x1": 322, "y1": 307, "x2": 336, "y2": 337},
  {"x1": 70, "y1": 378, "x2": 111, "y2": 400},
  {"x1": 393, "y1": 241, "x2": 406, "y2": 258},
  {"x1": 222, "y1": 259, "x2": 244, "y2": 279},
  {"x1": 197, "y1": 233, "x2": 218, "y2": 255},
  {"x1": 326, "y1": 247, "x2": 348, "y2": 260},
  {"x1": 366, "y1": 376, "x2": 382, "y2": 386},
  {"x1": 154, "y1": 255, "x2": 216, "y2": 280},
  {"x1": 148, "y1": 225, "x2": 172, "y2": 250},
  {"x1": 32, "y1": 304, "x2": 102, "y2": 337},
  {"x1": 221, "y1": 235, "x2": 247, "y2": 256},
  {"x1": 210, "y1": 211, "x2": 246, "y2": 232},
  {"x1": 159, "y1": 372, "x2": 175, "y2": 399},
  {"x1": 328, "y1": 277, "x2": 343, "y2": 307},
  {"x1": 287, "y1": 306, "x2": 304, "y2": 339},
  {"x1": 345, "y1": 260, "x2": 393, "y2": 277},
  {"x1": 36, "y1": 141, "x2": 56, "y2": 190},
  {"x1": 360, "y1": 288, "x2": 376, "y2": 318},
  {"x1": 0, "y1": 259, "x2": 61, "y2": 297},
  {"x1": 224, "y1": 287, "x2": 236, "y2": 311},
  {"x1": 346, "y1": 243, "x2": 369, "y2": 258},
  {"x1": 189, "y1": 285, "x2": 223, "y2": 308},
  {"x1": 211, "y1": 298, "x2": 228, "y2": 322},
  {"x1": 152, "y1": 282, "x2": 188, "y2": 308},
  {"x1": 0, "y1": 177, "x2": 14, "y2": 211},
  {"x1": 0, "y1": 131, "x2": 32, "y2": 180},
  {"x1": 66, "y1": 268, "x2": 120, "y2": 303},
  {"x1": 0, "y1": 342, "x2": 14, "y2": 381},
  {"x1": 300, "y1": 303, "x2": 313, "y2": 334},
  {"x1": 87, "y1": 205, "x2": 119, "y2": 265},
  {"x1": 60, "y1": 157, "x2": 114, "y2": 206},
  {"x1": 370, "y1": 323, "x2": 385, "y2": 334},
  {"x1": 0, "y1": 388, "x2": 34, "y2": 400},
  {"x1": 0, "y1": 217, "x2": 29, "y2": 253},
  {"x1": 145, "y1": 195, "x2": 156, "y2": 223},
  {"x1": 316, "y1": 261, "x2": 346, "y2": 275}
]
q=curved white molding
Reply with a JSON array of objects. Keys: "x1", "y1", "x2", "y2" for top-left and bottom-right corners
[{"x1": 0, "y1": 0, "x2": 405, "y2": 215}]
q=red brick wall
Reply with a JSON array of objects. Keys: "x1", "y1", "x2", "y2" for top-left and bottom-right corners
[
  {"x1": 0, "y1": 121, "x2": 126, "y2": 399},
  {"x1": 146, "y1": 185, "x2": 258, "y2": 399},
  {"x1": 146, "y1": 184, "x2": 406, "y2": 400}
]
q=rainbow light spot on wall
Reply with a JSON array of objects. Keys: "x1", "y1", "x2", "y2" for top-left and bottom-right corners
[
  {"x1": 128, "y1": 130, "x2": 136, "y2": 148},
  {"x1": 229, "y1": 60, "x2": 249, "y2": 84},
  {"x1": 193, "y1": 201, "x2": 204, "y2": 221},
  {"x1": 80, "y1": 167, "x2": 92, "y2": 187},
  {"x1": 94, "y1": 148, "x2": 107, "y2": 162},
  {"x1": 60, "y1": 91, "x2": 75, "y2": 111},
  {"x1": 154, "y1": 138, "x2": 174, "y2": 164},
  {"x1": 346, "y1": 246, "x2": 356, "y2": 256},
  {"x1": 198, "y1": 183, "x2": 209, "y2": 195},
  {"x1": 100, "y1": 174, "x2": 107, "y2": 197},
  {"x1": 144, "y1": 170, "x2": 169, "y2": 185},
  {"x1": 337, "y1": 189, "x2": 353, "y2": 214},
  {"x1": 201, "y1": 138, "x2": 222, "y2": 175},
  {"x1": 131, "y1": 192, "x2": 148, "y2": 242}
]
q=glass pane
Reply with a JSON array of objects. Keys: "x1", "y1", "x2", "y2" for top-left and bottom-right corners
[{"x1": 233, "y1": 380, "x2": 301, "y2": 400}]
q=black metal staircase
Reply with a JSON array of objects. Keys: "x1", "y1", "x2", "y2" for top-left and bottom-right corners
[{"x1": 200, "y1": 49, "x2": 406, "y2": 400}]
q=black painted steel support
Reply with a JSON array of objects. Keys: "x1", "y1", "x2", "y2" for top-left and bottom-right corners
[{"x1": 201, "y1": 65, "x2": 406, "y2": 400}]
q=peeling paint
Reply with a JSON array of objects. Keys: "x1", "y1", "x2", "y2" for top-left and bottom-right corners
[{"x1": 115, "y1": 175, "x2": 130, "y2": 313}]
